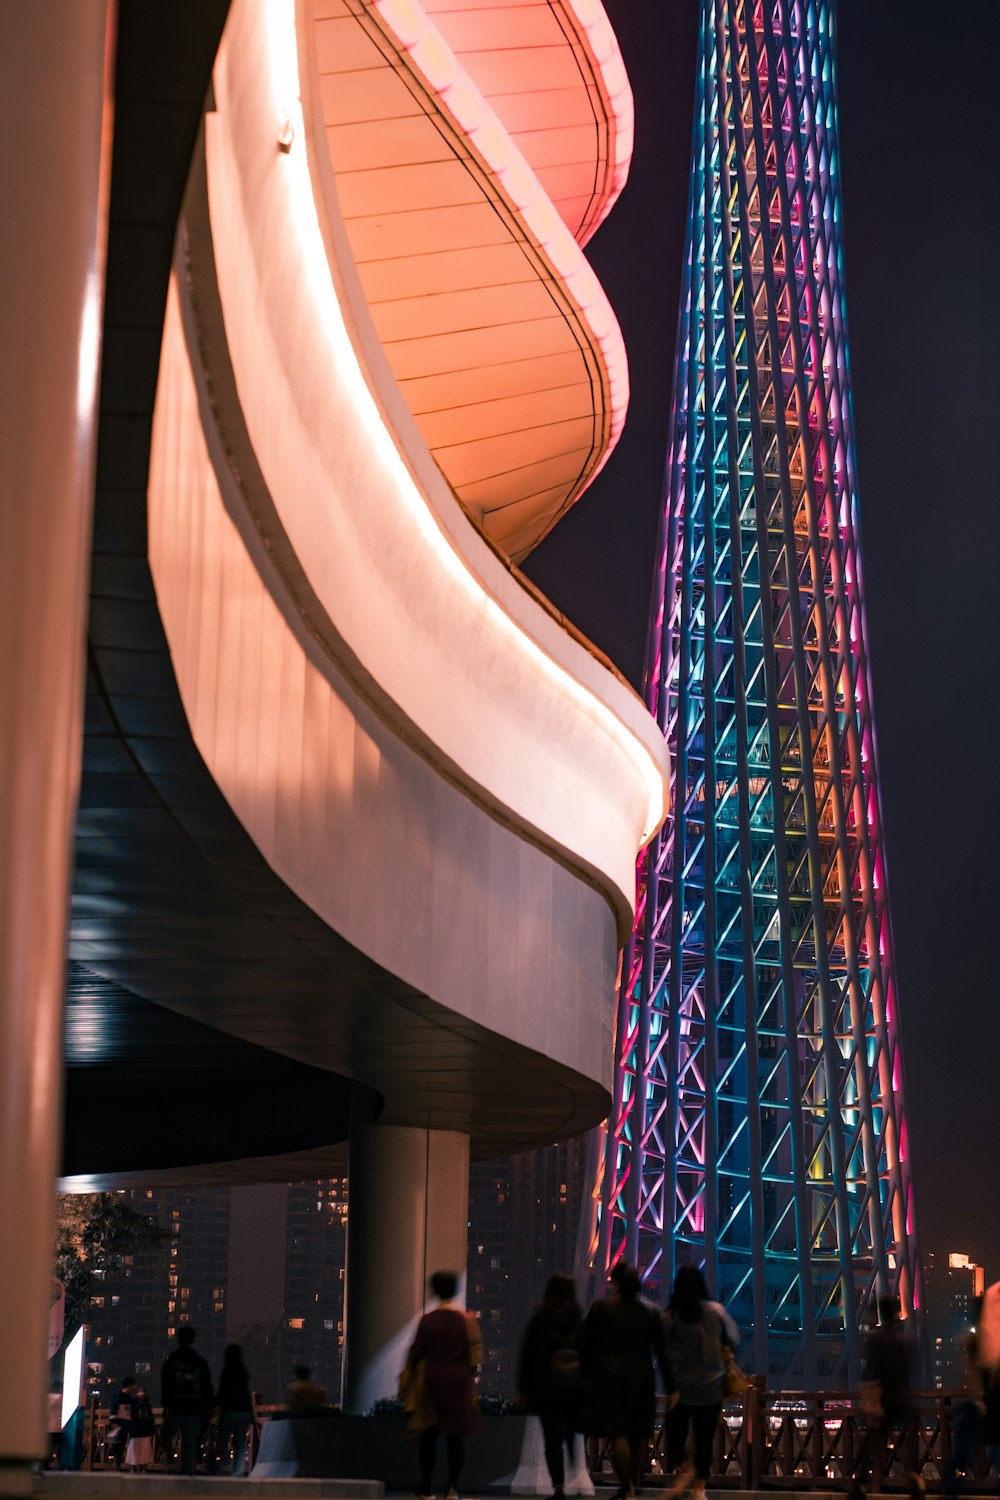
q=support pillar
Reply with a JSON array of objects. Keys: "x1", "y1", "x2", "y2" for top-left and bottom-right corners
[
  {"x1": 0, "y1": 4, "x2": 113, "y2": 1491},
  {"x1": 344, "y1": 1122, "x2": 469, "y2": 1413}
]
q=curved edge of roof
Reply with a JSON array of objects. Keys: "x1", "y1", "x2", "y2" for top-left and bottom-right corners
[
  {"x1": 195, "y1": 0, "x2": 669, "y2": 929},
  {"x1": 558, "y1": 0, "x2": 635, "y2": 243},
  {"x1": 362, "y1": 0, "x2": 629, "y2": 548},
  {"x1": 415, "y1": 0, "x2": 634, "y2": 248}
]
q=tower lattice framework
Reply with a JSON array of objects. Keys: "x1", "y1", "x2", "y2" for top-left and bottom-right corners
[{"x1": 585, "y1": 0, "x2": 924, "y2": 1386}]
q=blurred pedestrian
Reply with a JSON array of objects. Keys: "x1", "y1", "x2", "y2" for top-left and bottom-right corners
[
  {"x1": 661, "y1": 1266, "x2": 740, "y2": 1500},
  {"x1": 124, "y1": 1386, "x2": 155, "y2": 1472},
  {"x1": 401, "y1": 1270, "x2": 481, "y2": 1500},
  {"x1": 517, "y1": 1274, "x2": 584, "y2": 1500},
  {"x1": 106, "y1": 1375, "x2": 135, "y2": 1468},
  {"x1": 579, "y1": 1264, "x2": 674, "y2": 1500},
  {"x1": 161, "y1": 1326, "x2": 214, "y2": 1474},
  {"x1": 216, "y1": 1344, "x2": 254, "y2": 1474},
  {"x1": 286, "y1": 1364, "x2": 325, "y2": 1413},
  {"x1": 982, "y1": 1282, "x2": 1000, "y2": 1473},
  {"x1": 851, "y1": 1296, "x2": 923, "y2": 1500}
]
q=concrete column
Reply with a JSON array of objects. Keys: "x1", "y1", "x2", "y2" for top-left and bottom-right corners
[
  {"x1": 0, "y1": 4, "x2": 112, "y2": 1490},
  {"x1": 344, "y1": 1123, "x2": 470, "y2": 1413}
]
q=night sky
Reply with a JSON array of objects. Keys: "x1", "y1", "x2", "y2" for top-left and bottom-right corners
[{"x1": 524, "y1": 3, "x2": 1000, "y2": 1278}]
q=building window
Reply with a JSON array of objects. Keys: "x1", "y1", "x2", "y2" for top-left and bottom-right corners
[
  {"x1": 135, "y1": 1363, "x2": 151, "y2": 1376},
  {"x1": 288, "y1": 1318, "x2": 305, "y2": 1330}
]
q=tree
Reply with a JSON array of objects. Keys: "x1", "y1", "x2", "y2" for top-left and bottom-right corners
[{"x1": 53, "y1": 1193, "x2": 169, "y2": 1348}]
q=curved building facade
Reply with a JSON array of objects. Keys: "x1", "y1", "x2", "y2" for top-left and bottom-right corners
[{"x1": 0, "y1": 0, "x2": 667, "y2": 1473}]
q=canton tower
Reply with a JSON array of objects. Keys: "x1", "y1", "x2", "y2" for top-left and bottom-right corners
[{"x1": 585, "y1": 0, "x2": 924, "y2": 1385}]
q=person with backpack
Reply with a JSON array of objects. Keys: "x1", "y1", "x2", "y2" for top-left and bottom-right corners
[
  {"x1": 161, "y1": 1326, "x2": 213, "y2": 1475},
  {"x1": 661, "y1": 1266, "x2": 740, "y2": 1500},
  {"x1": 517, "y1": 1275, "x2": 584, "y2": 1500}
]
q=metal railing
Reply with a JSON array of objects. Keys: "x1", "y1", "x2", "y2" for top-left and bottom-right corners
[
  {"x1": 77, "y1": 1384, "x2": 1000, "y2": 1490},
  {"x1": 586, "y1": 1381, "x2": 1000, "y2": 1491}
]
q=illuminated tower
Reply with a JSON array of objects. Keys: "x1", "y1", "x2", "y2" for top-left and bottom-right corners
[{"x1": 586, "y1": 0, "x2": 924, "y2": 1385}]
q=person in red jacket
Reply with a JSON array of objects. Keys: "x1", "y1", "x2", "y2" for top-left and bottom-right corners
[{"x1": 404, "y1": 1272, "x2": 481, "y2": 1500}]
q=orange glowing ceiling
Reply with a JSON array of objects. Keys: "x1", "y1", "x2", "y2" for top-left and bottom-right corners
[{"x1": 306, "y1": 0, "x2": 633, "y2": 562}]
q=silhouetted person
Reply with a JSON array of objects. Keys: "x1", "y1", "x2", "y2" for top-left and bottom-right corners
[
  {"x1": 852, "y1": 1296, "x2": 922, "y2": 1500},
  {"x1": 216, "y1": 1344, "x2": 254, "y2": 1473},
  {"x1": 661, "y1": 1266, "x2": 740, "y2": 1500},
  {"x1": 403, "y1": 1270, "x2": 481, "y2": 1500},
  {"x1": 124, "y1": 1386, "x2": 155, "y2": 1472},
  {"x1": 107, "y1": 1375, "x2": 135, "y2": 1468},
  {"x1": 518, "y1": 1274, "x2": 584, "y2": 1499},
  {"x1": 579, "y1": 1264, "x2": 674, "y2": 1500},
  {"x1": 286, "y1": 1364, "x2": 325, "y2": 1413},
  {"x1": 161, "y1": 1326, "x2": 213, "y2": 1474}
]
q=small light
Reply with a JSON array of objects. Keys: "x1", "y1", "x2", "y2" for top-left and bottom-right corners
[{"x1": 277, "y1": 115, "x2": 295, "y2": 153}]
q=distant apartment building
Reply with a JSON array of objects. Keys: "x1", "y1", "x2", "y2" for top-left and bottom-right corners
[
  {"x1": 924, "y1": 1251, "x2": 986, "y2": 1388},
  {"x1": 467, "y1": 1137, "x2": 590, "y2": 1395},
  {"x1": 84, "y1": 1145, "x2": 585, "y2": 1406},
  {"x1": 235, "y1": 1179, "x2": 349, "y2": 1404},
  {"x1": 84, "y1": 1181, "x2": 351, "y2": 1406},
  {"x1": 85, "y1": 1188, "x2": 230, "y2": 1404}
]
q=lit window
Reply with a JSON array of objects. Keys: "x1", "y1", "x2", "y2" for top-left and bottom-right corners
[
  {"x1": 288, "y1": 1317, "x2": 305, "y2": 1330},
  {"x1": 91, "y1": 1296, "x2": 105, "y2": 1308}
]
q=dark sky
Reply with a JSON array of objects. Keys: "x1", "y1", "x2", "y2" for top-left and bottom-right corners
[{"x1": 524, "y1": 3, "x2": 1000, "y2": 1278}]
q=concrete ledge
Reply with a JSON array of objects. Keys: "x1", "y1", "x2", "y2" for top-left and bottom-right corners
[
  {"x1": 252, "y1": 1413, "x2": 528, "y2": 1489},
  {"x1": 32, "y1": 1478, "x2": 381, "y2": 1498}
]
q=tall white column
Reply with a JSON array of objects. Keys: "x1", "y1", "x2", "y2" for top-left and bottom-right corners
[
  {"x1": 0, "y1": 4, "x2": 112, "y2": 1490},
  {"x1": 344, "y1": 1122, "x2": 470, "y2": 1413}
]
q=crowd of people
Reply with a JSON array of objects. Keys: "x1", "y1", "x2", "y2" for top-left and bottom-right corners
[
  {"x1": 401, "y1": 1268, "x2": 1000, "y2": 1500},
  {"x1": 96, "y1": 1270, "x2": 1000, "y2": 1494},
  {"x1": 104, "y1": 1328, "x2": 330, "y2": 1475},
  {"x1": 401, "y1": 1263, "x2": 740, "y2": 1500}
]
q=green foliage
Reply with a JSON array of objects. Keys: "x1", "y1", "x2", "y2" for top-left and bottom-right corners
[{"x1": 53, "y1": 1193, "x2": 168, "y2": 1347}]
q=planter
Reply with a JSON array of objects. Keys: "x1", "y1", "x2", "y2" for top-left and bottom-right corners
[{"x1": 253, "y1": 1413, "x2": 530, "y2": 1490}]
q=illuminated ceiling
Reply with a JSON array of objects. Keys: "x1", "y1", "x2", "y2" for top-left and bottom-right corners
[{"x1": 307, "y1": 0, "x2": 633, "y2": 561}]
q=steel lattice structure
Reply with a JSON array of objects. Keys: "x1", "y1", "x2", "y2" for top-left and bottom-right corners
[{"x1": 584, "y1": 0, "x2": 925, "y2": 1386}]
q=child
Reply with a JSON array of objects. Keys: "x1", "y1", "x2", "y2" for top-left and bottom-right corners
[{"x1": 125, "y1": 1387, "x2": 156, "y2": 1473}]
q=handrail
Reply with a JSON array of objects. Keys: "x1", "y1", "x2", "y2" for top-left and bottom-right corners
[{"x1": 77, "y1": 1385, "x2": 999, "y2": 1490}]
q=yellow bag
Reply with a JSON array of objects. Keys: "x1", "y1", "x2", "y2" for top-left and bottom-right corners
[{"x1": 398, "y1": 1356, "x2": 437, "y2": 1434}]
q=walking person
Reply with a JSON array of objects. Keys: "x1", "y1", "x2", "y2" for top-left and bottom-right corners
[
  {"x1": 982, "y1": 1282, "x2": 1000, "y2": 1477},
  {"x1": 401, "y1": 1271, "x2": 481, "y2": 1500},
  {"x1": 851, "y1": 1296, "x2": 923, "y2": 1500},
  {"x1": 517, "y1": 1274, "x2": 584, "y2": 1500},
  {"x1": 161, "y1": 1326, "x2": 214, "y2": 1475},
  {"x1": 661, "y1": 1266, "x2": 740, "y2": 1500},
  {"x1": 579, "y1": 1264, "x2": 675, "y2": 1500},
  {"x1": 216, "y1": 1344, "x2": 254, "y2": 1474},
  {"x1": 124, "y1": 1386, "x2": 155, "y2": 1473}
]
